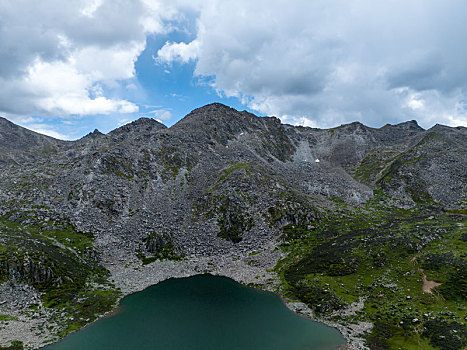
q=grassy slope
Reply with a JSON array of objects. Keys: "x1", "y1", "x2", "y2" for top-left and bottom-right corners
[
  {"x1": 0, "y1": 204, "x2": 119, "y2": 345},
  {"x1": 275, "y1": 195, "x2": 466, "y2": 350}
]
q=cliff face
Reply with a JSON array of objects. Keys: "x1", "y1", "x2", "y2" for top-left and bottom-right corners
[{"x1": 0, "y1": 103, "x2": 466, "y2": 349}]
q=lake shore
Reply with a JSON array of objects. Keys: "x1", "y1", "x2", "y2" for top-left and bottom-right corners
[{"x1": 1, "y1": 245, "x2": 369, "y2": 349}]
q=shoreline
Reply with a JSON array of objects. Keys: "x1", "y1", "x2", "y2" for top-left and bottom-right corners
[
  {"x1": 42, "y1": 274, "x2": 354, "y2": 350},
  {"x1": 4, "y1": 248, "x2": 369, "y2": 350}
]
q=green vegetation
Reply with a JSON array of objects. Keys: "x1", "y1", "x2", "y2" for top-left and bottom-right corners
[
  {"x1": 0, "y1": 340, "x2": 23, "y2": 350},
  {"x1": 0, "y1": 206, "x2": 119, "y2": 340},
  {"x1": 54, "y1": 289, "x2": 120, "y2": 338},
  {"x1": 136, "y1": 233, "x2": 185, "y2": 264},
  {"x1": 354, "y1": 137, "x2": 450, "y2": 205},
  {"x1": 161, "y1": 166, "x2": 180, "y2": 181},
  {"x1": 354, "y1": 149, "x2": 395, "y2": 183},
  {"x1": 101, "y1": 154, "x2": 135, "y2": 179},
  {"x1": 377, "y1": 153, "x2": 422, "y2": 186},
  {"x1": 0, "y1": 315, "x2": 17, "y2": 322},
  {"x1": 216, "y1": 196, "x2": 254, "y2": 243},
  {"x1": 212, "y1": 162, "x2": 251, "y2": 188},
  {"x1": 194, "y1": 163, "x2": 257, "y2": 243},
  {"x1": 275, "y1": 199, "x2": 467, "y2": 350},
  {"x1": 265, "y1": 190, "x2": 317, "y2": 228},
  {"x1": 367, "y1": 150, "x2": 435, "y2": 204},
  {"x1": 194, "y1": 194, "x2": 254, "y2": 243},
  {"x1": 446, "y1": 209, "x2": 467, "y2": 215},
  {"x1": 155, "y1": 145, "x2": 198, "y2": 182},
  {"x1": 249, "y1": 249, "x2": 264, "y2": 256}
]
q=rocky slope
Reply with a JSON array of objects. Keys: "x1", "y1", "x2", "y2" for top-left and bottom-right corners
[{"x1": 0, "y1": 103, "x2": 465, "y2": 349}]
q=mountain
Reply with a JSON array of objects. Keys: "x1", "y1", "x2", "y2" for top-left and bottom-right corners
[
  {"x1": 0, "y1": 103, "x2": 465, "y2": 350},
  {"x1": 0, "y1": 117, "x2": 67, "y2": 165}
]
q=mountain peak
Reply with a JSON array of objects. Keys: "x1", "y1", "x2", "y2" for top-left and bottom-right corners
[
  {"x1": 192, "y1": 102, "x2": 234, "y2": 113},
  {"x1": 0, "y1": 117, "x2": 62, "y2": 153},
  {"x1": 76, "y1": 128, "x2": 103, "y2": 142},
  {"x1": 89, "y1": 129, "x2": 103, "y2": 137},
  {"x1": 179, "y1": 103, "x2": 240, "y2": 123},
  {"x1": 132, "y1": 117, "x2": 167, "y2": 127},
  {"x1": 169, "y1": 103, "x2": 287, "y2": 151},
  {"x1": 173, "y1": 103, "x2": 251, "y2": 130},
  {"x1": 394, "y1": 120, "x2": 424, "y2": 131},
  {"x1": 109, "y1": 117, "x2": 167, "y2": 138},
  {"x1": 333, "y1": 121, "x2": 369, "y2": 133},
  {"x1": 0, "y1": 116, "x2": 19, "y2": 129}
]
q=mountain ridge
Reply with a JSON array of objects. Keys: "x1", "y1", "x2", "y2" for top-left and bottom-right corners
[
  {"x1": 0, "y1": 104, "x2": 465, "y2": 350},
  {"x1": 2, "y1": 103, "x2": 451, "y2": 143}
]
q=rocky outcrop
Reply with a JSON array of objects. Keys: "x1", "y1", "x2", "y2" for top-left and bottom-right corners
[{"x1": 0, "y1": 256, "x2": 54, "y2": 285}]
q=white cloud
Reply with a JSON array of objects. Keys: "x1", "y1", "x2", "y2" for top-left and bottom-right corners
[
  {"x1": 22, "y1": 58, "x2": 139, "y2": 116},
  {"x1": 80, "y1": 0, "x2": 104, "y2": 18},
  {"x1": 156, "y1": 0, "x2": 467, "y2": 128},
  {"x1": 156, "y1": 40, "x2": 200, "y2": 64},
  {"x1": 0, "y1": 0, "x2": 179, "y2": 121},
  {"x1": 117, "y1": 118, "x2": 131, "y2": 127},
  {"x1": 3, "y1": 0, "x2": 467, "y2": 130},
  {"x1": 151, "y1": 109, "x2": 173, "y2": 120},
  {"x1": 24, "y1": 123, "x2": 71, "y2": 140}
]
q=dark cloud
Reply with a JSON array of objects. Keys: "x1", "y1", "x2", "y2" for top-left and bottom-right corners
[
  {"x1": 0, "y1": 0, "x2": 165, "y2": 120},
  {"x1": 2, "y1": 0, "x2": 467, "y2": 131},
  {"x1": 159, "y1": 0, "x2": 467, "y2": 128}
]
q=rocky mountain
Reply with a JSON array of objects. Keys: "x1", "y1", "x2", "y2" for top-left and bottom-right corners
[
  {"x1": 0, "y1": 103, "x2": 465, "y2": 349},
  {"x1": 0, "y1": 117, "x2": 66, "y2": 165}
]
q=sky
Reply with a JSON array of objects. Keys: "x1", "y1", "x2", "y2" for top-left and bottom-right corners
[{"x1": 1, "y1": 0, "x2": 467, "y2": 140}]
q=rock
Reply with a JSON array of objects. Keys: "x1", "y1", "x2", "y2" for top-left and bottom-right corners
[{"x1": 0, "y1": 103, "x2": 465, "y2": 349}]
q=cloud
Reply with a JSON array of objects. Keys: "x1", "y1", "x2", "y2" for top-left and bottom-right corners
[
  {"x1": 156, "y1": 40, "x2": 200, "y2": 64},
  {"x1": 19, "y1": 58, "x2": 140, "y2": 116},
  {"x1": 0, "y1": 0, "x2": 181, "y2": 121},
  {"x1": 156, "y1": 0, "x2": 467, "y2": 128},
  {"x1": 150, "y1": 109, "x2": 173, "y2": 121},
  {"x1": 23, "y1": 123, "x2": 72, "y2": 140},
  {"x1": 3, "y1": 0, "x2": 467, "y2": 130}
]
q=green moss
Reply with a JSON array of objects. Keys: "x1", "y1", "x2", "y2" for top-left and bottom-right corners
[
  {"x1": 155, "y1": 145, "x2": 198, "y2": 182},
  {"x1": 423, "y1": 318, "x2": 467, "y2": 350},
  {"x1": 249, "y1": 250, "x2": 264, "y2": 256},
  {"x1": 446, "y1": 209, "x2": 467, "y2": 215},
  {"x1": 0, "y1": 340, "x2": 23, "y2": 350},
  {"x1": 55, "y1": 289, "x2": 120, "y2": 338},
  {"x1": 195, "y1": 187, "x2": 255, "y2": 243},
  {"x1": 377, "y1": 153, "x2": 423, "y2": 187},
  {"x1": 404, "y1": 179, "x2": 434, "y2": 204},
  {"x1": 0, "y1": 315, "x2": 17, "y2": 322},
  {"x1": 354, "y1": 150, "x2": 394, "y2": 182},
  {"x1": 161, "y1": 166, "x2": 179, "y2": 181},
  {"x1": 215, "y1": 196, "x2": 254, "y2": 243},
  {"x1": 438, "y1": 267, "x2": 467, "y2": 301}
]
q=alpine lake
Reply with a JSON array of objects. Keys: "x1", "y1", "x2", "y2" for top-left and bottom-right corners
[{"x1": 46, "y1": 274, "x2": 346, "y2": 350}]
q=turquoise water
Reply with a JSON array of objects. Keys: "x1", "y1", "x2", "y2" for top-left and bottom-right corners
[{"x1": 46, "y1": 274, "x2": 345, "y2": 350}]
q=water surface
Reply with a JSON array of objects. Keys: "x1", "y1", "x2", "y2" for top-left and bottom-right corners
[{"x1": 47, "y1": 274, "x2": 345, "y2": 350}]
